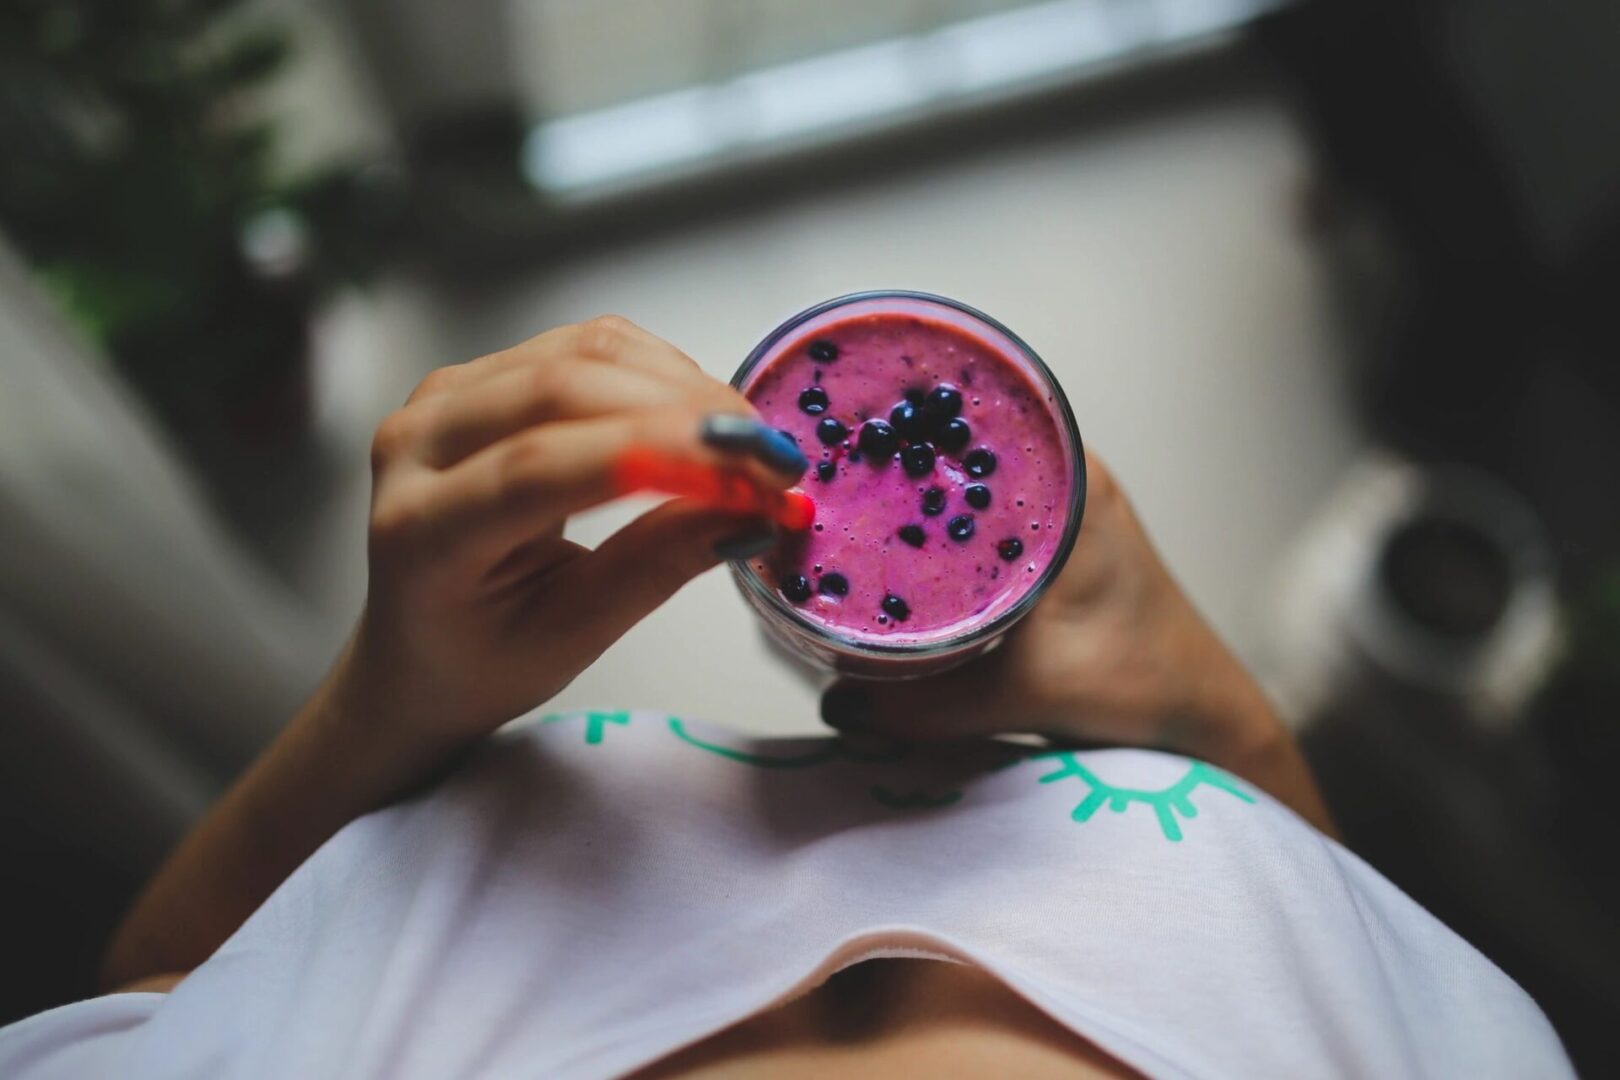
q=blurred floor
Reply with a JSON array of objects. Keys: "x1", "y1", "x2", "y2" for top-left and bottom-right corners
[{"x1": 274, "y1": 72, "x2": 1361, "y2": 735}]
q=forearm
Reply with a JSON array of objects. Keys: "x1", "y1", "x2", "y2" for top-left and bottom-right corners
[{"x1": 99, "y1": 636, "x2": 471, "y2": 990}]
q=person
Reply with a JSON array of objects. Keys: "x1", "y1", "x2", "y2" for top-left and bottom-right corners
[{"x1": 0, "y1": 317, "x2": 1570, "y2": 1077}]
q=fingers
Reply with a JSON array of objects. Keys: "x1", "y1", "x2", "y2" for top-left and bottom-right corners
[
  {"x1": 414, "y1": 358, "x2": 686, "y2": 467},
  {"x1": 369, "y1": 315, "x2": 798, "y2": 581},
  {"x1": 411, "y1": 406, "x2": 802, "y2": 566},
  {"x1": 390, "y1": 318, "x2": 746, "y2": 469},
  {"x1": 406, "y1": 316, "x2": 717, "y2": 406},
  {"x1": 537, "y1": 499, "x2": 775, "y2": 669},
  {"x1": 820, "y1": 644, "x2": 1039, "y2": 742},
  {"x1": 556, "y1": 315, "x2": 715, "y2": 391}
]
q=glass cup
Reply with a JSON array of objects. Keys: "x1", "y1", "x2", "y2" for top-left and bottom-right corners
[{"x1": 730, "y1": 290, "x2": 1086, "y2": 679}]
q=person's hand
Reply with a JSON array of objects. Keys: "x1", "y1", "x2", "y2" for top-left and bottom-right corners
[
  {"x1": 820, "y1": 452, "x2": 1332, "y2": 829},
  {"x1": 102, "y1": 319, "x2": 816, "y2": 989},
  {"x1": 340, "y1": 316, "x2": 807, "y2": 744}
]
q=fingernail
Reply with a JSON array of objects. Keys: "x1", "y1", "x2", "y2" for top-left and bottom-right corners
[
  {"x1": 700, "y1": 414, "x2": 808, "y2": 477},
  {"x1": 821, "y1": 685, "x2": 872, "y2": 731},
  {"x1": 755, "y1": 426, "x2": 809, "y2": 477},
  {"x1": 712, "y1": 522, "x2": 778, "y2": 561}
]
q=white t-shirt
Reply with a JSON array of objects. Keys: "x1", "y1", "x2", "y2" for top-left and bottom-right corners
[{"x1": 0, "y1": 712, "x2": 1571, "y2": 1078}]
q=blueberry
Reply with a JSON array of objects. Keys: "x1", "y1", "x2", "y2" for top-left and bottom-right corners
[
  {"x1": 901, "y1": 443, "x2": 936, "y2": 477},
  {"x1": 819, "y1": 572, "x2": 849, "y2": 597},
  {"x1": 964, "y1": 483, "x2": 991, "y2": 509},
  {"x1": 924, "y1": 384, "x2": 963, "y2": 421},
  {"x1": 882, "y1": 594, "x2": 911, "y2": 622},
  {"x1": 798, "y1": 387, "x2": 830, "y2": 415},
  {"x1": 948, "y1": 514, "x2": 976, "y2": 542},
  {"x1": 964, "y1": 448, "x2": 997, "y2": 478},
  {"x1": 921, "y1": 487, "x2": 946, "y2": 516},
  {"x1": 816, "y1": 461, "x2": 836, "y2": 482},
  {"x1": 889, "y1": 401, "x2": 928, "y2": 441},
  {"x1": 857, "y1": 419, "x2": 900, "y2": 460},
  {"x1": 937, "y1": 417, "x2": 971, "y2": 453},
  {"x1": 898, "y1": 524, "x2": 926, "y2": 548},
  {"x1": 816, "y1": 417, "x2": 848, "y2": 445},
  {"x1": 809, "y1": 339, "x2": 839, "y2": 362},
  {"x1": 903, "y1": 387, "x2": 926, "y2": 406},
  {"x1": 782, "y1": 574, "x2": 811, "y2": 603},
  {"x1": 997, "y1": 538, "x2": 1024, "y2": 561}
]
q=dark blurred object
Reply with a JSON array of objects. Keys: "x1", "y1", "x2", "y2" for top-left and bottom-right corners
[
  {"x1": 1273, "y1": 467, "x2": 1620, "y2": 1078},
  {"x1": 0, "y1": 0, "x2": 403, "y2": 461},
  {"x1": 1274, "y1": 461, "x2": 1559, "y2": 723},
  {"x1": 1256, "y1": 0, "x2": 1620, "y2": 592},
  {"x1": 1259, "y1": 0, "x2": 1620, "y2": 1071},
  {"x1": 1258, "y1": 0, "x2": 1620, "y2": 463}
]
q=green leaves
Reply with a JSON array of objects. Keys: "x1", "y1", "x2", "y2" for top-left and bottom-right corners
[{"x1": 0, "y1": 0, "x2": 396, "y2": 446}]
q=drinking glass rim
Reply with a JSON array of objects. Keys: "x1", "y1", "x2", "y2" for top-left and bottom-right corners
[{"x1": 729, "y1": 289, "x2": 1087, "y2": 659}]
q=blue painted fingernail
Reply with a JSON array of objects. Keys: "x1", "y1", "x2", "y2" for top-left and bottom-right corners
[
  {"x1": 713, "y1": 522, "x2": 778, "y2": 561},
  {"x1": 754, "y1": 426, "x2": 809, "y2": 476},
  {"x1": 699, "y1": 414, "x2": 808, "y2": 477}
]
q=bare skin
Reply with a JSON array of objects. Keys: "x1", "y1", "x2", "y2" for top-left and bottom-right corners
[
  {"x1": 630, "y1": 959, "x2": 1143, "y2": 1080},
  {"x1": 98, "y1": 316, "x2": 1333, "y2": 1076}
]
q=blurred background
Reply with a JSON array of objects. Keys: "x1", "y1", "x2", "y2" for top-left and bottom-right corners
[{"x1": 1, "y1": 0, "x2": 1617, "y2": 1070}]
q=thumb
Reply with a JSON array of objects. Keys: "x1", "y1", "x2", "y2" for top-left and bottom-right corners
[
  {"x1": 548, "y1": 498, "x2": 775, "y2": 658},
  {"x1": 820, "y1": 643, "x2": 1036, "y2": 741}
]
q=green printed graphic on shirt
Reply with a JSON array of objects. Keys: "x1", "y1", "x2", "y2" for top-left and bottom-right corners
[
  {"x1": 1035, "y1": 752, "x2": 1255, "y2": 842},
  {"x1": 540, "y1": 710, "x2": 630, "y2": 745},
  {"x1": 544, "y1": 713, "x2": 1252, "y2": 839}
]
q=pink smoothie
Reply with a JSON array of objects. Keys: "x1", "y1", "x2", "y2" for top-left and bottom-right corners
[{"x1": 744, "y1": 311, "x2": 1073, "y2": 645}]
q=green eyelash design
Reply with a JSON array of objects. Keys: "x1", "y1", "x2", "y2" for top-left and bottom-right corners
[
  {"x1": 667, "y1": 716, "x2": 909, "y2": 767},
  {"x1": 1035, "y1": 752, "x2": 1255, "y2": 842},
  {"x1": 540, "y1": 709, "x2": 630, "y2": 745}
]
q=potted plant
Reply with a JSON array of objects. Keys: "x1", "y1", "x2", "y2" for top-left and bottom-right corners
[{"x1": 0, "y1": 0, "x2": 400, "y2": 466}]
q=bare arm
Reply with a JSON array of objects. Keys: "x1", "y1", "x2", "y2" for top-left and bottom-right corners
[{"x1": 100, "y1": 317, "x2": 804, "y2": 991}]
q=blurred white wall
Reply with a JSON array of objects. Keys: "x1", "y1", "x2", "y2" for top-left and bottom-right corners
[{"x1": 0, "y1": 241, "x2": 323, "y2": 863}]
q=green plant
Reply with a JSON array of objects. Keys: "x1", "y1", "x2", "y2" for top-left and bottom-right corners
[{"x1": 0, "y1": 0, "x2": 395, "y2": 440}]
